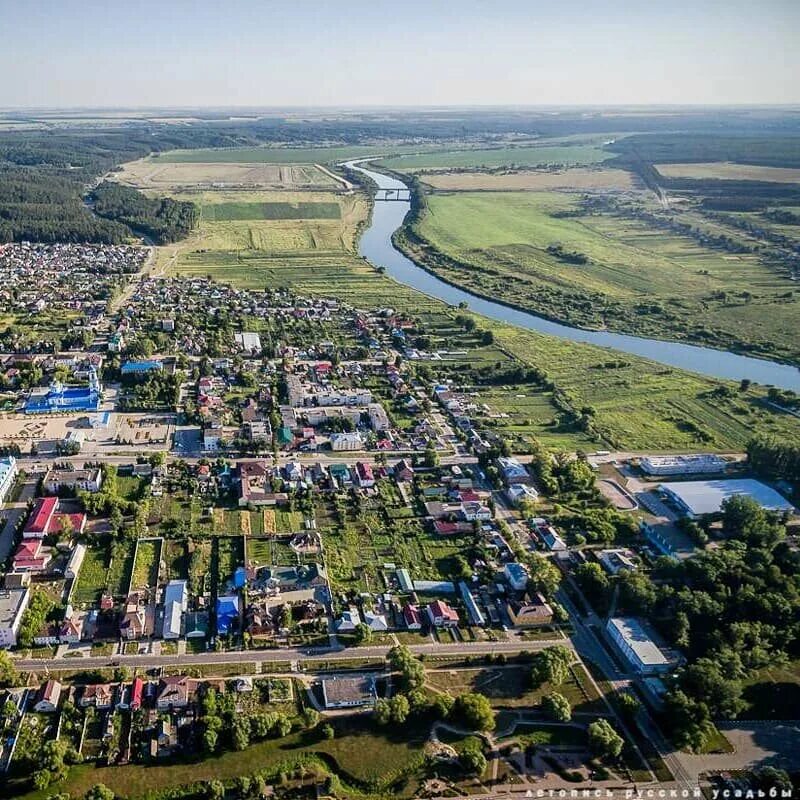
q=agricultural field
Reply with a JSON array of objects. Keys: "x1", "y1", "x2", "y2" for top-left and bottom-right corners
[
  {"x1": 406, "y1": 190, "x2": 800, "y2": 364},
  {"x1": 159, "y1": 187, "x2": 371, "y2": 298},
  {"x1": 113, "y1": 158, "x2": 340, "y2": 190},
  {"x1": 492, "y1": 321, "x2": 800, "y2": 451},
  {"x1": 422, "y1": 167, "x2": 636, "y2": 192},
  {"x1": 378, "y1": 143, "x2": 612, "y2": 172},
  {"x1": 155, "y1": 145, "x2": 416, "y2": 164},
  {"x1": 655, "y1": 162, "x2": 800, "y2": 183}
]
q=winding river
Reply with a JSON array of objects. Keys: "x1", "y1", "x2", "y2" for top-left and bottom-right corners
[{"x1": 346, "y1": 161, "x2": 800, "y2": 392}]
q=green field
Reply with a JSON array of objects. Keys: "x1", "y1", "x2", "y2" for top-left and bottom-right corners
[
  {"x1": 426, "y1": 664, "x2": 603, "y2": 713},
  {"x1": 378, "y1": 144, "x2": 612, "y2": 171},
  {"x1": 404, "y1": 191, "x2": 800, "y2": 364},
  {"x1": 130, "y1": 539, "x2": 161, "y2": 591},
  {"x1": 7, "y1": 718, "x2": 428, "y2": 800},
  {"x1": 202, "y1": 201, "x2": 341, "y2": 221},
  {"x1": 71, "y1": 546, "x2": 109, "y2": 607}
]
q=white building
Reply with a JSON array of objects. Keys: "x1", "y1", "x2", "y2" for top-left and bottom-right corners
[
  {"x1": 0, "y1": 585, "x2": 31, "y2": 648},
  {"x1": 43, "y1": 468, "x2": 102, "y2": 494},
  {"x1": 368, "y1": 403, "x2": 390, "y2": 432},
  {"x1": 606, "y1": 617, "x2": 674, "y2": 675},
  {"x1": 321, "y1": 676, "x2": 376, "y2": 709},
  {"x1": 0, "y1": 456, "x2": 19, "y2": 505},
  {"x1": 65, "y1": 543, "x2": 87, "y2": 580},
  {"x1": 640, "y1": 454, "x2": 727, "y2": 476},
  {"x1": 660, "y1": 478, "x2": 794, "y2": 518},
  {"x1": 330, "y1": 432, "x2": 364, "y2": 452},
  {"x1": 162, "y1": 580, "x2": 188, "y2": 639}
]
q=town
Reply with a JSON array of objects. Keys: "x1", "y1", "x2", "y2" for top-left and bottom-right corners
[{"x1": 0, "y1": 236, "x2": 798, "y2": 800}]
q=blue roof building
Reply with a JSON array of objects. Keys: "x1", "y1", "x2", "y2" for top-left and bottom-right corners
[
  {"x1": 121, "y1": 360, "x2": 162, "y2": 375},
  {"x1": 216, "y1": 595, "x2": 240, "y2": 636},
  {"x1": 233, "y1": 567, "x2": 247, "y2": 589},
  {"x1": 25, "y1": 367, "x2": 102, "y2": 414}
]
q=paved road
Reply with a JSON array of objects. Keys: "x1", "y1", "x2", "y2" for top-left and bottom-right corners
[
  {"x1": 13, "y1": 637, "x2": 570, "y2": 672},
  {"x1": 559, "y1": 585, "x2": 694, "y2": 790}
]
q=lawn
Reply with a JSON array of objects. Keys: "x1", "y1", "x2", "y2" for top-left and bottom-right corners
[
  {"x1": 318, "y1": 495, "x2": 470, "y2": 594},
  {"x1": 71, "y1": 545, "x2": 110, "y2": 607},
  {"x1": 425, "y1": 664, "x2": 604, "y2": 713},
  {"x1": 741, "y1": 659, "x2": 800, "y2": 720}
]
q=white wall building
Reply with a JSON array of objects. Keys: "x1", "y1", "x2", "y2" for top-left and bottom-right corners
[{"x1": 0, "y1": 456, "x2": 18, "y2": 505}]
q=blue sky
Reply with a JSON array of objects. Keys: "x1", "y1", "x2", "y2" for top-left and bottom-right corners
[{"x1": 1, "y1": 0, "x2": 799, "y2": 107}]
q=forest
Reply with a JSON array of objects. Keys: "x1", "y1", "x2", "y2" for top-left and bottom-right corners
[{"x1": 91, "y1": 182, "x2": 198, "y2": 244}]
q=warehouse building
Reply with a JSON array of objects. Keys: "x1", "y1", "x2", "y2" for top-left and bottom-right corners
[{"x1": 660, "y1": 478, "x2": 794, "y2": 518}]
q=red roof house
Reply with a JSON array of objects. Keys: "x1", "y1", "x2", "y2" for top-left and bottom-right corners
[{"x1": 23, "y1": 497, "x2": 58, "y2": 539}]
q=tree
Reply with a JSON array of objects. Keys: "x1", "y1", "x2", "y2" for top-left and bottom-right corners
[
  {"x1": 680, "y1": 657, "x2": 744, "y2": 719},
  {"x1": 423, "y1": 445, "x2": 439, "y2": 468},
  {"x1": 302, "y1": 708, "x2": 320, "y2": 729},
  {"x1": 616, "y1": 692, "x2": 640, "y2": 720},
  {"x1": 354, "y1": 622, "x2": 372, "y2": 645},
  {"x1": 588, "y1": 719, "x2": 624, "y2": 759},
  {"x1": 530, "y1": 645, "x2": 572, "y2": 689},
  {"x1": 430, "y1": 692, "x2": 455, "y2": 719},
  {"x1": 390, "y1": 694, "x2": 410, "y2": 724},
  {"x1": 451, "y1": 692, "x2": 495, "y2": 732},
  {"x1": 374, "y1": 697, "x2": 392, "y2": 726},
  {"x1": 206, "y1": 780, "x2": 225, "y2": 800},
  {"x1": 85, "y1": 785, "x2": 115, "y2": 800},
  {"x1": 542, "y1": 692, "x2": 572, "y2": 722},
  {"x1": 573, "y1": 562, "x2": 611, "y2": 612},
  {"x1": 272, "y1": 713, "x2": 292, "y2": 738},
  {"x1": 321, "y1": 723, "x2": 335, "y2": 740},
  {"x1": 459, "y1": 738, "x2": 487, "y2": 775},
  {"x1": 663, "y1": 689, "x2": 713, "y2": 752},
  {"x1": 231, "y1": 716, "x2": 250, "y2": 750},
  {"x1": 0, "y1": 650, "x2": 18, "y2": 687}
]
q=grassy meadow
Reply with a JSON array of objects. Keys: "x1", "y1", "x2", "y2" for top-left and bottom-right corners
[
  {"x1": 407, "y1": 191, "x2": 800, "y2": 364},
  {"x1": 378, "y1": 144, "x2": 612, "y2": 171}
]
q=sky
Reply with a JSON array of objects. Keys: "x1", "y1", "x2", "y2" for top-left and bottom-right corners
[{"x1": 2, "y1": 0, "x2": 799, "y2": 108}]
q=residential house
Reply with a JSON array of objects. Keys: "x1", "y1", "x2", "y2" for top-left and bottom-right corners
[
  {"x1": 34, "y1": 680, "x2": 62, "y2": 712},
  {"x1": 426, "y1": 600, "x2": 459, "y2": 628},
  {"x1": 506, "y1": 593, "x2": 554, "y2": 628},
  {"x1": 504, "y1": 562, "x2": 530, "y2": 592}
]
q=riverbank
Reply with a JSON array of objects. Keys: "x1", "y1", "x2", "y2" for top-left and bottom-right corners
[{"x1": 346, "y1": 161, "x2": 800, "y2": 392}]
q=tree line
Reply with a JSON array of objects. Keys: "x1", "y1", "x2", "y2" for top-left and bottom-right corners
[{"x1": 91, "y1": 182, "x2": 198, "y2": 244}]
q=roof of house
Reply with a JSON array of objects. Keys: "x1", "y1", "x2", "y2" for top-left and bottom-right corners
[
  {"x1": 24, "y1": 497, "x2": 57, "y2": 535},
  {"x1": 322, "y1": 676, "x2": 375, "y2": 706}
]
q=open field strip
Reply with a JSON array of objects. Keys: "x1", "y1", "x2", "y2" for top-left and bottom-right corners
[
  {"x1": 378, "y1": 143, "x2": 612, "y2": 171},
  {"x1": 655, "y1": 161, "x2": 800, "y2": 182},
  {"x1": 422, "y1": 167, "x2": 636, "y2": 191},
  {"x1": 112, "y1": 158, "x2": 339, "y2": 189}
]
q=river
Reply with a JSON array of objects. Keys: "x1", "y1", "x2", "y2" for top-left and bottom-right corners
[{"x1": 346, "y1": 161, "x2": 800, "y2": 392}]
